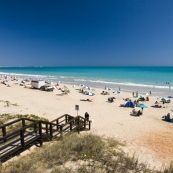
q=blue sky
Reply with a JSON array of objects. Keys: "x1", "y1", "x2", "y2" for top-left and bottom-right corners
[{"x1": 0, "y1": 0, "x2": 173, "y2": 66}]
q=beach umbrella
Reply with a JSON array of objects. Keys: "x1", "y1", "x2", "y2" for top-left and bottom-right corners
[
  {"x1": 138, "y1": 104, "x2": 148, "y2": 108},
  {"x1": 157, "y1": 97, "x2": 165, "y2": 101},
  {"x1": 168, "y1": 96, "x2": 173, "y2": 98},
  {"x1": 145, "y1": 93, "x2": 150, "y2": 96}
]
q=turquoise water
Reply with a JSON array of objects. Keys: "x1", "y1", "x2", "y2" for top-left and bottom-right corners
[{"x1": 0, "y1": 66, "x2": 173, "y2": 94}]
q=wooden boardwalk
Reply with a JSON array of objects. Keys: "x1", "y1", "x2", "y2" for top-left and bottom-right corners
[{"x1": 0, "y1": 114, "x2": 91, "y2": 162}]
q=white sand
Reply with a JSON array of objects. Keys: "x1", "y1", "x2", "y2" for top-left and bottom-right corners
[{"x1": 1, "y1": 79, "x2": 173, "y2": 169}]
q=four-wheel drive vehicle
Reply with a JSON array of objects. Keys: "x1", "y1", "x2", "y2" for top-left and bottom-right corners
[{"x1": 40, "y1": 85, "x2": 55, "y2": 91}]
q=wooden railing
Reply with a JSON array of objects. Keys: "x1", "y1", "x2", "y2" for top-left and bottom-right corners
[{"x1": 0, "y1": 115, "x2": 91, "y2": 162}]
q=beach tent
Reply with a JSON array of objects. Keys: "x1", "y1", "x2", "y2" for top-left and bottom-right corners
[
  {"x1": 124, "y1": 101, "x2": 135, "y2": 108},
  {"x1": 85, "y1": 92, "x2": 94, "y2": 96},
  {"x1": 144, "y1": 93, "x2": 150, "y2": 96},
  {"x1": 113, "y1": 91, "x2": 121, "y2": 94},
  {"x1": 106, "y1": 88, "x2": 112, "y2": 90},
  {"x1": 168, "y1": 96, "x2": 173, "y2": 98}
]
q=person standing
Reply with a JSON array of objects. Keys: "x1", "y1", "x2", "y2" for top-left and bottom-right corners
[
  {"x1": 136, "y1": 91, "x2": 138, "y2": 97},
  {"x1": 132, "y1": 92, "x2": 134, "y2": 97},
  {"x1": 141, "y1": 107, "x2": 143, "y2": 112}
]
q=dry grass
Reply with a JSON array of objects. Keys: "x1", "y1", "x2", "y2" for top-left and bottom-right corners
[
  {"x1": 0, "y1": 113, "x2": 49, "y2": 137},
  {"x1": 1, "y1": 133, "x2": 173, "y2": 173}
]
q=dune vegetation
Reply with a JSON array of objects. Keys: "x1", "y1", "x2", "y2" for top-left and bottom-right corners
[{"x1": 1, "y1": 132, "x2": 173, "y2": 173}]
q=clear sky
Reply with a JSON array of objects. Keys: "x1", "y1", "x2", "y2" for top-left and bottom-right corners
[{"x1": 0, "y1": 0, "x2": 173, "y2": 66}]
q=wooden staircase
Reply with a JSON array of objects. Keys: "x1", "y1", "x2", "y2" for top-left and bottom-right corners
[{"x1": 0, "y1": 114, "x2": 91, "y2": 162}]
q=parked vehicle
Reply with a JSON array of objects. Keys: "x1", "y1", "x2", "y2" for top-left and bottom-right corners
[
  {"x1": 31, "y1": 80, "x2": 45, "y2": 89},
  {"x1": 40, "y1": 85, "x2": 54, "y2": 91}
]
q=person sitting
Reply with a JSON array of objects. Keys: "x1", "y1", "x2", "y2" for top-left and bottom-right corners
[
  {"x1": 136, "y1": 110, "x2": 142, "y2": 116},
  {"x1": 132, "y1": 109, "x2": 137, "y2": 114},
  {"x1": 108, "y1": 97, "x2": 115, "y2": 102},
  {"x1": 146, "y1": 96, "x2": 149, "y2": 101},
  {"x1": 120, "y1": 104, "x2": 125, "y2": 107},
  {"x1": 101, "y1": 91, "x2": 105, "y2": 95},
  {"x1": 155, "y1": 101, "x2": 159, "y2": 104},
  {"x1": 123, "y1": 98, "x2": 129, "y2": 101},
  {"x1": 163, "y1": 113, "x2": 171, "y2": 122},
  {"x1": 134, "y1": 100, "x2": 137, "y2": 105}
]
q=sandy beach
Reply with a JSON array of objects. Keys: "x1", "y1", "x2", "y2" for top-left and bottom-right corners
[{"x1": 1, "y1": 79, "x2": 173, "y2": 169}]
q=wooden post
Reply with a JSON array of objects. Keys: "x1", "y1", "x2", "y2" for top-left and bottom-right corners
[
  {"x1": 22, "y1": 119, "x2": 26, "y2": 133},
  {"x1": 65, "y1": 115, "x2": 68, "y2": 123},
  {"x1": 56, "y1": 120, "x2": 59, "y2": 130},
  {"x1": 22, "y1": 119, "x2": 25, "y2": 127},
  {"x1": 84, "y1": 119, "x2": 86, "y2": 129},
  {"x1": 70, "y1": 122, "x2": 72, "y2": 131},
  {"x1": 39, "y1": 122, "x2": 43, "y2": 146},
  {"x1": 78, "y1": 116, "x2": 80, "y2": 134},
  {"x1": 89, "y1": 121, "x2": 91, "y2": 130},
  {"x1": 2, "y1": 126, "x2": 6, "y2": 142},
  {"x1": 34, "y1": 124, "x2": 37, "y2": 133},
  {"x1": 60, "y1": 126, "x2": 63, "y2": 137},
  {"x1": 50, "y1": 123, "x2": 53, "y2": 139},
  {"x1": 46, "y1": 123, "x2": 48, "y2": 134},
  {"x1": 20, "y1": 129, "x2": 24, "y2": 149}
]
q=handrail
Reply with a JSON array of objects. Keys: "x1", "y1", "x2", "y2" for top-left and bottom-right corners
[
  {"x1": 0, "y1": 114, "x2": 91, "y2": 162},
  {"x1": 0, "y1": 121, "x2": 39, "y2": 141},
  {"x1": 0, "y1": 118, "x2": 23, "y2": 128},
  {"x1": 51, "y1": 114, "x2": 67, "y2": 123}
]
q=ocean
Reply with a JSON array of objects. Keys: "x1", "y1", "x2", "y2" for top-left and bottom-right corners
[{"x1": 0, "y1": 66, "x2": 173, "y2": 96}]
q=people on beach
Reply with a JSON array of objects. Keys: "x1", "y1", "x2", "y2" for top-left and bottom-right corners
[
  {"x1": 155, "y1": 101, "x2": 159, "y2": 104},
  {"x1": 137, "y1": 110, "x2": 142, "y2": 116},
  {"x1": 163, "y1": 113, "x2": 171, "y2": 122},
  {"x1": 136, "y1": 91, "x2": 138, "y2": 97},
  {"x1": 146, "y1": 96, "x2": 149, "y2": 101},
  {"x1": 85, "y1": 112, "x2": 89, "y2": 121},
  {"x1": 132, "y1": 92, "x2": 134, "y2": 97},
  {"x1": 132, "y1": 109, "x2": 137, "y2": 114}
]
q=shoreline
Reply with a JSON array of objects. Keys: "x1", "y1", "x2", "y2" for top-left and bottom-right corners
[
  {"x1": 1, "y1": 77, "x2": 173, "y2": 169},
  {"x1": 0, "y1": 72, "x2": 172, "y2": 97}
]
